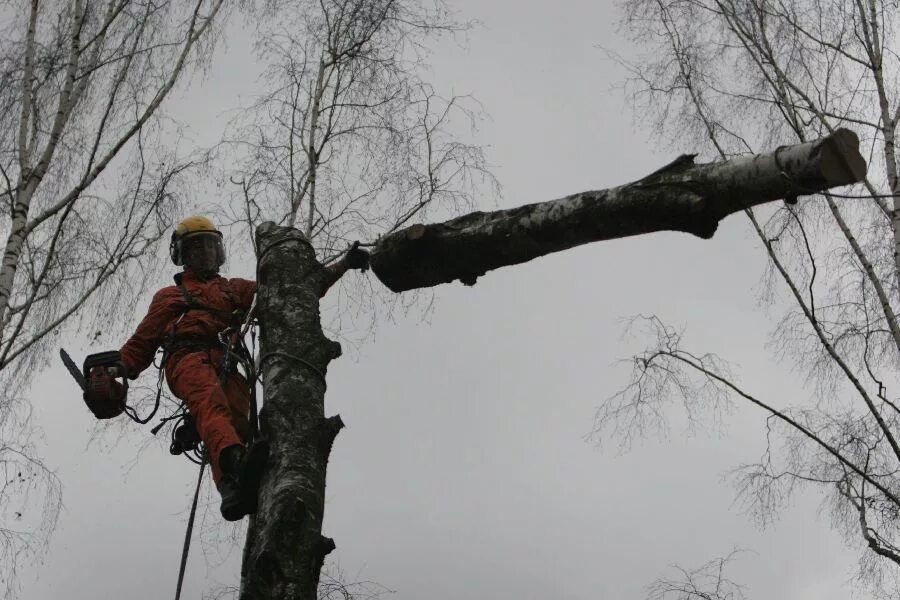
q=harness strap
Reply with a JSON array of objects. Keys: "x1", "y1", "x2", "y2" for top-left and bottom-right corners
[
  {"x1": 175, "y1": 278, "x2": 246, "y2": 325},
  {"x1": 165, "y1": 337, "x2": 220, "y2": 352}
]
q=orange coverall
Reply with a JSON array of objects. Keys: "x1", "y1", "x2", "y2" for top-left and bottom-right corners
[{"x1": 119, "y1": 268, "x2": 256, "y2": 484}]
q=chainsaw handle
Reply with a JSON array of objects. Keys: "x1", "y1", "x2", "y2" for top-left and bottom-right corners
[
  {"x1": 83, "y1": 351, "x2": 128, "y2": 386},
  {"x1": 103, "y1": 362, "x2": 128, "y2": 383},
  {"x1": 105, "y1": 363, "x2": 129, "y2": 393},
  {"x1": 116, "y1": 362, "x2": 129, "y2": 391}
]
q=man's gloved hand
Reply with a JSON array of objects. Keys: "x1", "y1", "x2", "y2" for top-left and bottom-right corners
[{"x1": 344, "y1": 241, "x2": 370, "y2": 271}]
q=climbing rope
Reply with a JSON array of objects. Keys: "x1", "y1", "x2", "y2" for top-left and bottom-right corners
[
  {"x1": 174, "y1": 457, "x2": 206, "y2": 600},
  {"x1": 258, "y1": 351, "x2": 326, "y2": 384},
  {"x1": 238, "y1": 297, "x2": 260, "y2": 440}
]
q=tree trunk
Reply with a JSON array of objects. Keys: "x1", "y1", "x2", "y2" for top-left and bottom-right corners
[
  {"x1": 240, "y1": 223, "x2": 343, "y2": 600},
  {"x1": 370, "y1": 128, "x2": 867, "y2": 292}
]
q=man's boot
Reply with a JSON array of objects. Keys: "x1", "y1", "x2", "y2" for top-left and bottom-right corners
[
  {"x1": 217, "y1": 441, "x2": 270, "y2": 521},
  {"x1": 218, "y1": 445, "x2": 247, "y2": 521}
]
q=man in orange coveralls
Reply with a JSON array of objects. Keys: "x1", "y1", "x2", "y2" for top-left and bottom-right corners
[{"x1": 110, "y1": 216, "x2": 368, "y2": 521}]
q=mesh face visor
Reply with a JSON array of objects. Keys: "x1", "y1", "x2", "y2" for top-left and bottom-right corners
[{"x1": 182, "y1": 232, "x2": 226, "y2": 267}]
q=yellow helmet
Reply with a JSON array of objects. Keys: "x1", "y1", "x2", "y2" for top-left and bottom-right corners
[{"x1": 169, "y1": 216, "x2": 225, "y2": 266}]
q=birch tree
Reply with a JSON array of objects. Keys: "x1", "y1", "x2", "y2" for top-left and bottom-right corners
[
  {"x1": 110, "y1": 1, "x2": 868, "y2": 598},
  {"x1": 245, "y1": 120, "x2": 866, "y2": 598},
  {"x1": 0, "y1": 1, "x2": 227, "y2": 595},
  {"x1": 196, "y1": 0, "x2": 495, "y2": 596},
  {"x1": 592, "y1": 0, "x2": 900, "y2": 593},
  {"x1": 220, "y1": 0, "x2": 866, "y2": 584}
]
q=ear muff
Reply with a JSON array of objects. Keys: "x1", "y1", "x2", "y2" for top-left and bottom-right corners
[{"x1": 169, "y1": 230, "x2": 183, "y2": 266}]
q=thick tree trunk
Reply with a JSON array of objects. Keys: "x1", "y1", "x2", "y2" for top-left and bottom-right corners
[
  {"x1": 240, "y1": 223, "x2": 343, "y2": 600},
  {"x1": 370, "y1": 128, "x2": 867, "y2": 292}
]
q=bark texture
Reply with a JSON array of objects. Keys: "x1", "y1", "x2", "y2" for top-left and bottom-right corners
[
  {"x1": 370, "y1": 128, "x2": 867, "y2": 292},
  {"x1": 240, "y1": 223, "x2": 343, "y2": 600}
]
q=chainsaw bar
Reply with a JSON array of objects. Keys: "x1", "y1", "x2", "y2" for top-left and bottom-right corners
[{"x1": 59, "y1": 348, "x2": 86, "y2": 391}]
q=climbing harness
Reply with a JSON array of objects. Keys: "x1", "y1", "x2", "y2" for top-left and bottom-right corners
[{"x1": 146, "y1": 276, "x2": 255, "y2": 458}]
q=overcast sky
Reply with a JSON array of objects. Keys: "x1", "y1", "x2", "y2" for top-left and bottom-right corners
[{"x1": 15, "y1": 1, "x2": 871, "y2": 599}]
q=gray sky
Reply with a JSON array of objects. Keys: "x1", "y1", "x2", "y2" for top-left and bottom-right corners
[{"x1": 17, "y1": 1, "x2": 868, "y2": 599}]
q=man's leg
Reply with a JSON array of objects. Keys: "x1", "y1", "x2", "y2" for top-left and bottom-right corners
[
  {"x1": 220, "y1": 371, "x2": 268, "y2": 516},
  {"x1": 223, "y1": 371, "x2": 251, "y2": 443},
  {"x1": 168, "y1": 353, "x2": 243, "y2": 485},
  {"x1": 169, "y1": 355, "x2": 267, "y2": 521}
]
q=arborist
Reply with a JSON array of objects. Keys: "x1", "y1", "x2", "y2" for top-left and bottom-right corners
[{"x1": 94, "y1": 216, "x2": 369, "y2": 521}]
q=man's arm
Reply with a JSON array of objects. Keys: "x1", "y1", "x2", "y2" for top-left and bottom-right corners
[
  {"x1": 119, "y1": 288, "x2": 180, "y2": 378},
  {"x1": 231, "y1": 278, "x2": 257, "y2": 310}
]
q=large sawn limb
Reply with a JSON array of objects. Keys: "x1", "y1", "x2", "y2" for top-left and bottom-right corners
[{"x1": 370, "y1": 128, "x2": 867, "y2": 292}]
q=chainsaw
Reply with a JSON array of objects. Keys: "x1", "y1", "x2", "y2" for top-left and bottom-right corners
[{"x1": 60, "y1": 349, "x2": 129, "y2": 419}]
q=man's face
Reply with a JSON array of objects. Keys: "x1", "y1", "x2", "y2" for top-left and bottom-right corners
[{"x1": 184, "y1": 234, "x2": 221, "y2": 274}]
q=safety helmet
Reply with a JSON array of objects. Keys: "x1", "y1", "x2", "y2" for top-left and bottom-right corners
[{"x1": 169, "y1": 216, "x2": 226, "y2": 267}]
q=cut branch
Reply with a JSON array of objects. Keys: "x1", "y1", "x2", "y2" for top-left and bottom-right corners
[{"x1": 370, "y1": 129, "x2": 867, "y2": 292}]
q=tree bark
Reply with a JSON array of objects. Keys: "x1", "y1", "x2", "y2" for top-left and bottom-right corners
[
  {"x1": 370, "y1": 128, "x2": 867, "y2": 292},
  {"x1": 241, "y1": 223, "x2": 343, "y2": 600}
]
